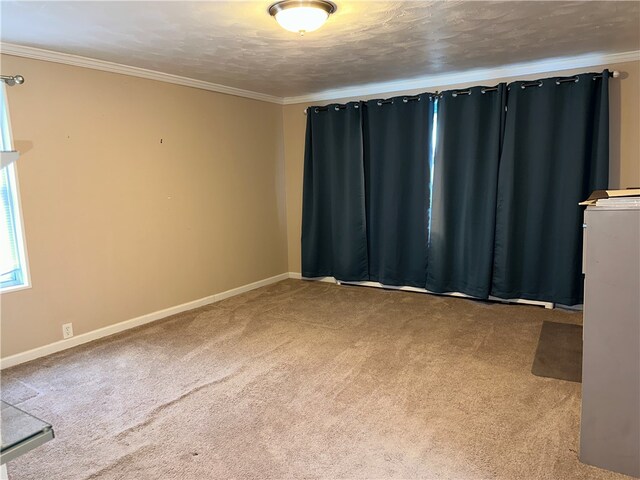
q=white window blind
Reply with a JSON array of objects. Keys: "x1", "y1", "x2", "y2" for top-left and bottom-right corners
[{"x1": 0, "y1": 83, "x2": 29, "y2": 291}]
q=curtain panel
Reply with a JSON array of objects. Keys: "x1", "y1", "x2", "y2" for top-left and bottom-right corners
[
  {"x1": 426, "y1": 84, "x2": 506, "y2": 298},
  {"x1": 363, "y1": 95, "x2": 435, "y2": 287},
  {"x1": 492, "y1": 71, "x2": 610, "y2": 305},
  {"x1": 301, "y1": 102, "x2": 369, "y2": 281}
]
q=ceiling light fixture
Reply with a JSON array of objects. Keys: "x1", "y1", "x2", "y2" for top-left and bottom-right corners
[{"x1": 269, "y1": 0, "x2": 337, "y2": 35}]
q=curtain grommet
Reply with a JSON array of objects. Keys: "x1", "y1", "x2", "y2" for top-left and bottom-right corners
[
  {"x1": 403, "y1": 97, "x2": 408, "y2": 103},
  {"x1": 377, "y1": 100, "x2": 382, "y2": 106},
  {"x1": 556, "y1": 76, "x2": 579, "y2": 86},
  {"x1": 335, "y1": 106, "x2": 340, "y2": 111},
  {"x1": 314, "y1": 107, "x2": 319, "y2": 113},
  {"x1": 521, "y1": 81, "x2": 543, "y2": 89}
]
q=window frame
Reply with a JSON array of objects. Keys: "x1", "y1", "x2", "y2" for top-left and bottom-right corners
[{"x1": 1, "y1": 83, "x2": 31, "y2": 294}]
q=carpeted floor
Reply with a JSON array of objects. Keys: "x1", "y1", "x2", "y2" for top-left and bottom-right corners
[{"x1": 0, "y1": 279, "x2": 631, "y2": 479}]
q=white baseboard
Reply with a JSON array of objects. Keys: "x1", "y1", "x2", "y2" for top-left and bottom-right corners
[
  {"x1": 2, "y1": 272, "x2": 560, "y2": 369},
  {"x1": 0, "y1": 273, "x2": 289, "y2": 369},
  {"x1": 288, "y1": 272, "x2": 336, "y2": 283},
  {"x1": 288, "y1": 273, "x2": 555, "y2": 309}
]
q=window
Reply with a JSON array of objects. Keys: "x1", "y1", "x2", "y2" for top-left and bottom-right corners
[
  {"x1": 427, "y1": 97, "x2": 438, "y2": 245},
  {"x1": 0, "y1": 84, "x2": 30, "y2": 292}
]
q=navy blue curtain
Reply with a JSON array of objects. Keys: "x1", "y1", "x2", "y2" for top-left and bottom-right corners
[
  {"x1": 363, "y1": 95, "x2": 435, "y2": 287},
  {"x1": 426, "y1": 85, "x2": 506, "y2": 298},
  {"x1": 301, "y1": 72, "x2": 609, "y2": 306},
  {"x1": 492, "y1": 71, "x2": 610, "y2": 305},
  {"x1": 301, "y1": 102, "x2": 369, "y2": 281}
]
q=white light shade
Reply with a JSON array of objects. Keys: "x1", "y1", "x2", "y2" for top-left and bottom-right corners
[
  {"x1": 269, "y1": 1, "x2": 336, "y2": 35},
  {"x1": 274, "y1": 7, "x2": 329, "y2": 34}
]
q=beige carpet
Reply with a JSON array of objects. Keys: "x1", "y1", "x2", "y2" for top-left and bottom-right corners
[{"x1": 0, "y1": 279, "x2": 631, "y2": 479}]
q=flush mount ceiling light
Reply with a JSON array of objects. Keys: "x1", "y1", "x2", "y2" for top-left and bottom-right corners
[{"x1": 269, "y1": 0, "x2": 337, "y2": 35}]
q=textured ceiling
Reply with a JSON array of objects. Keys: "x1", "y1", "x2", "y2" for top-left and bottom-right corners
[{"x1": 1, "y1": 1, "x2": 639, "y2": 98}]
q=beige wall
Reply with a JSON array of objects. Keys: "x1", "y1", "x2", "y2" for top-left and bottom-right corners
[
  {"x1": 283, "y1": 60, "x2": 640, "y2": 273},
  {"x1": 0, "y1": 54, "x2": 288, "y2": 357}
]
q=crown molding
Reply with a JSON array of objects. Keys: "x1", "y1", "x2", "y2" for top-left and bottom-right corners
[
  {"x1": 282, "y1": 50, "x2": 640, "y2": 105},
  {"x1": 0, "y1": 42, "x2": 284, "y2": 105},
  {"x1": 2, "y1": 42, "x2": 638, "y2": 107}
]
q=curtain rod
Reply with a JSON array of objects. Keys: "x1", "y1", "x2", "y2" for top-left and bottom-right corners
[
  {"x1": 0, "y1": 74, "x2": 25, "y2": 86},
  {"x1": 303, "y1": 70, "x2": 620, "y2": 114}
]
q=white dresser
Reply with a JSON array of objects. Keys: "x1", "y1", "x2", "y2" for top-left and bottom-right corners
[{"x1": 580, "y1": 205, "x2": 640, "y2": 477}]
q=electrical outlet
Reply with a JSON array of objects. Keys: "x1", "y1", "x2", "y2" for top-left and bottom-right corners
[{"x1": 62, "y1": 323, "x2": 74, "y2": 339}]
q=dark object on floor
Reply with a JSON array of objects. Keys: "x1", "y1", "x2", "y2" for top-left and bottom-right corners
[{"x1": 532, "y1": 321, "x2": 583, "y2": 383}]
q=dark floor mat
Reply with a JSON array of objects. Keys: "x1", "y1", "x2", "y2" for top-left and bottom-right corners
[{"x1": 531, "y1": 321, "x2": 583, "y2": 383}]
